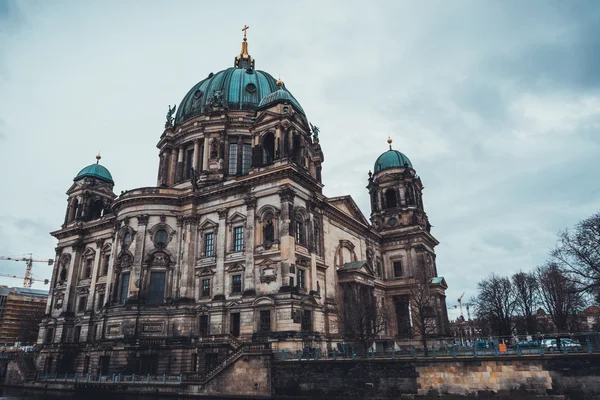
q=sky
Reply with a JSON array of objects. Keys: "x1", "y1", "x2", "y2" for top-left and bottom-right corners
[{"x1": 0, "y1": 0, "x2": 599, "y2": 320}]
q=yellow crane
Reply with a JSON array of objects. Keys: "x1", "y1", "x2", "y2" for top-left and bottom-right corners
[
  {"x1": 457, "y1": 292, "x2": 465, "y2": 318},
  {"x1": 0, "y1": 254, "x2": 54, "y2": 288},
  {"x1": 0, "y1": 273, "x2": 49, "y2": 285}
]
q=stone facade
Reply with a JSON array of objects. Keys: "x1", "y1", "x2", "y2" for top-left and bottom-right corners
[{"x1": 37, "y1": 36, "x2": 449, "y2": 376}]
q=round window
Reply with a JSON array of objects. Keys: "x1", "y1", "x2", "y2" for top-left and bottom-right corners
[
  {"x1": 155, "y1": 229, "x2": 169, "y2": 246},
  {"x1": 194, "y1": 90, "x2": 203, "y2": 99},
  {"x1": 245, "y1": 83, "x2": 257, "y2": 93}
]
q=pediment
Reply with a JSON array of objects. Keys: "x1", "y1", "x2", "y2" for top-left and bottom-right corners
[
  {"x1": 328, "y1": 195, "x2": 369, "y2": 226},
  {"x1": 337, "y1": 260, "x2": 375, "y2": 277},
  {"x1": 227, "y1": 263, "x2": 245, "y2": 272},
  {"x1": 252, "y1": 296, "x2": 275, "y2": 306},
  {"x1": 257, "y1": 257, "x2": 277, "y2": 266},
  {"x1": 199, "y1": 218, "x2": 218, "y2": 230},
  {"x1": 196, "y1": 267, "x2": 215, "y2": 277},
  {"x1": 227, "y1": 212, "x2": 246, "y2": 224}
]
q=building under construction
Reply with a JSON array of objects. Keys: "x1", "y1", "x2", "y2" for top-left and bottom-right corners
[{"x1": 0, "y1": 287, "x2": 48, "y2": 346}]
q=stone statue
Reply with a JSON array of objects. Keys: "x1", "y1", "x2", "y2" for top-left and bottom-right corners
[
  {"x1": 210, "y1": 90, "x2": 225, "y2": 107},
  {"x1": 165, "y1": 104, "x2": 176, "y2": 127},
  {"x1": 217, "y1": 158, "x2": 224, "y2": 171},
  {"x1": 309, "y1": 122, "x2": 320, "y2": 143},
  {"x1": 191, "y1": 167, "x2": 199, "y2": 191}
]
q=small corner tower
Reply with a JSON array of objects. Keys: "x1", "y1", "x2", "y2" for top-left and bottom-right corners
[
  {"x1": 367, "y1": 138, "x2": 430, "y2": 233},
  {"x1": 63, "y1": 154, "x2": 116, "y2": 226}
]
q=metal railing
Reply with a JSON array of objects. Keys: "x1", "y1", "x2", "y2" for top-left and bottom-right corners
[{"x1": 37, "y1": 373, "x2": 183, "y2": 385}]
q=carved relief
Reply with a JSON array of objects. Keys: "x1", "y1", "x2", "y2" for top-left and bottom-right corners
[{"x1": 260, "y1": 264, "x2": 277, "y2": 284}]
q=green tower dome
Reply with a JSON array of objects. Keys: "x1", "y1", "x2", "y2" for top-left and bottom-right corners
[
  {"x1": 374, "y1": 139, "x2": 413, "y2": 172},
  {"x1": 74, "y1": 156, "x2": 114, "y2": 184}
]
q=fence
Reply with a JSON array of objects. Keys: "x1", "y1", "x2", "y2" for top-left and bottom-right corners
[
  {"x1": 274, "y1": 332, "x2": 600, "y2": 361},
  {"x1": 37, "y1": 373, "x2": 183, "y2": 385}
]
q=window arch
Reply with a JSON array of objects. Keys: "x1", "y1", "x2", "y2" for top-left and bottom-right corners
[
  {"x1": 294, "y1": 208, "x2": 309, "y2": 246},
  {"x1": 89, "y1": 199, "x2": 105, "y2": 220},
  {"x1": 385, "y1": 188, "x2": 398, "y2": 208},
  {"x1": 262, "y1": 132, "x2": 275, "y2": 165}
]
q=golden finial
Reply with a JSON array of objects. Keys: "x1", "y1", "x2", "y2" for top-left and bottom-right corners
[
  {"x1": 240, "y1": 25, "x2": 250, "y2": 56},
  {"x1": 96, "y1": 153, "x2": 101, "y2": 164},
  {"x1": 276, "y1": 78, "x2": 284, "y2": 87},
  {"x1": 387, "y1": 137, "x2": 393, "y2": 150}
]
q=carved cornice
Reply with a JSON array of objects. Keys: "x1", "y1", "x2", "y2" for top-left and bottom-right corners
[{"x1": 137, "y1": 214, "x2": 149, "y2": 226}]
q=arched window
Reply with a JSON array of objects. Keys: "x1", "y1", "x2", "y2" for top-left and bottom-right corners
[
  {"x1": 155, "y1": 229, "x2": 169, "y2": 247},
  {"x1": 263, "y1": 219, "x2": 275, "y2": 243},
  {"x1": 385, "y1": 189, "x2": 398, "y2": 208},
  {"x1": 90, "y1": 200, "x2": 104, "y2": 220},
  {"x1": 292, "y1": 135, "x2": 302, "y2": 164},
  {"x1": 123, "y1": 231, "x2": 131, "y2": 248},
  {"x1": 69, "y1": 199, "x2": 79, "y2": 222},
  {"x1": 262, "y1": 133, "x2": 275, "y2": 165}
]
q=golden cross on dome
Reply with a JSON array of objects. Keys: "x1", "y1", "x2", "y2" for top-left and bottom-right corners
[{"x1": 242, "y1": 25, "x2": 250, "y2": 41}]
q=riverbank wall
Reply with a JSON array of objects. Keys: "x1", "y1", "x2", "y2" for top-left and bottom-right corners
[{"x1": 4, "y1": 353, "x2": 600, "y2": 399}]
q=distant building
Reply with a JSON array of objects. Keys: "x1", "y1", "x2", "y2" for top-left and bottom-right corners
[
  {"x1": 0, "y1": 287, "x2": 48, "y2": 346},
  {"x1": 580, "y1": 306, "x2": 600, "y2": 331}
]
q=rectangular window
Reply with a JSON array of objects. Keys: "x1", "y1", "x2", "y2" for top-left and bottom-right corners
[
  {"x1": 73, "y1": 326, "x2": 81, "y2": 342},
  {"x1": 147, "y1": 271, "x2": 166, "y2": 305},
  {"x1": 205, "y1": 353, "x2": 218, "y2": 370},
  {"x1": 393, "y1": 261, "x2": 403, "y2": 278},
  {"x1": 102, "y1": 255, "x2": 110, "y2": 275},
  {"x1": 289, "y1": 276, "x2": 294, "y2": 287},
  {"x1": 302, "y1": 310, "x2": 312, "y2": 332},
  {"x1": 45, "y1": 328, "x2": 54, "y2": 344},
  {"x1": 85, "y1": 258, "x2": 93, "y2": 279},
  {"x1": 297, "y1": 268, "x2": 306, "y2": 289},
  {"x1": 204, "y1": 232, "x2": 214, "y2": 257},
  {"x1": 97, "y1": 293, "x2": 105, "y2": 310},
  {"x1": 202, "y1": 279, "x2": 211, "y2": 297},
  {"x1": 78, "y1": 296, "x2": 87, "y2": 312},
  {"x1": 241, "y1": 143, "x2": 252, "y2": 175},
  {"x1": 228, "y1": 143, "x2": 238, "y2": 175},
  {"x1": 186, "y1": 148, "x2": 195, "y2": 179},
  {"x1": 260, "y1": 310, "x2": 271, "y2": 332},
  {"x1": 230, "y1": 313, "x2": 240, "y2": 337},
  {"x1": 199, "y1": 315, "x2": 209, "y2": 336},
  {"x1": 231, "y1": 274, "x2": 242, "y2": 294},
  {"x1": 120, "y1": 273, "x2": 130, "y2": 304},
  {"x1": 233, "y1": 226, "x2": 244, "y2": 252},
  {"x1": 295, "y1": 221, "x2": 304, "y2": 244}
]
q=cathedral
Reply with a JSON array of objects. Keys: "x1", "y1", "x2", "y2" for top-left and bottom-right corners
[{"x1": 38, "y1": 31, "x2": 449, "y2": 376}]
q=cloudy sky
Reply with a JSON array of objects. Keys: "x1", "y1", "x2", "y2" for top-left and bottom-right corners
[{"x1": 1, "y1": 0, "x2": 599, "y2": 318}]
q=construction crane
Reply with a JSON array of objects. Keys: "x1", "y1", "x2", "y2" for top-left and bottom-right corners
[
  {"x1": 0, "y1": 254, "x2": 54, "y2": 288},
  {"x1": 457, "y1": 292, "x2": 465, "y2": 318},
  {"x1": 0, "y1": 273, "x2": 49, "y2": 285}
]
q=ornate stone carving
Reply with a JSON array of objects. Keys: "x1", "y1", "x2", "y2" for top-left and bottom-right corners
[
  {"x1": 137, "y1": 214, "x2": 149, "y2": 225},
  {"x1": 244, "y1": 197, "x2": 257, "y2": 209},
  {"x1": 176, "y1": 215, "x2": 184, "y2": 227},
  {"x1": 260, "y1": 264, "x2": 277, "y2": 284},
  {"x1": 95, "y1": 238, "x2": 105, "y2": 248},
  {"x1": 218, "y1": 208, "x2": 228, "y2": 220},
  {"x1": 160, "y1": 214, "x2": 167, "y2": 223},
  {"x1": 123, "y1": 217, "x2": 130, "y2": 226},
  {"x1": 76, "y1": 286, "x2": 90, "y2": 295},
  {"x1": 278, "y1": 187, "x2": 295, "y2": 202},
  {"x1": 72, "y1": 240, "x2": 85, "y2": 252}
]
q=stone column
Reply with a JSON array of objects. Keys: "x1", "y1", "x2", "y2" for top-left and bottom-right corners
[
  {"x1": 244, "y1": 197, "x2": 256, "y2": 294},
  {"x1": 180, "y1": 216, "x2": 198, "y2": 299},
  {"x1": 275, "y1": 126, "x2": 282, "y2": 160},
  {"x1": 278, "y1": 187, "x2": 296, "y2": 287},
  {"x1": 215, "y1": 209, "x2": 228, "y2": 299},
  {"x1": 175, "y1": 146, "x2": 184, "y2": 182},
  {"x1": 63, "y1": 241, "x2": 84, "y2": 314},
  {"x1": 169, "y1": 148, "x2": 177, "y2": 185},
  {"x1": 203, "y1": 137, "x2": 209, "y2": 171},
  {"x1": 193, "y1": 139, "x2": 200, "y2": 172},
  {"x1": 86, "y1": 239, "x2": 104, "y2": 311}
]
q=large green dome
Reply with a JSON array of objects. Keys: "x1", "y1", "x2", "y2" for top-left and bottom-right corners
[
  {"x1": 74, "y1": 163, "x2": 114, "y2": 184},
  {"x1": 374, "y1": 150, "x2": 413, "y2": 172},
  {"x1": 175, "y1": 67, "x2": 303, "y2": 124}
]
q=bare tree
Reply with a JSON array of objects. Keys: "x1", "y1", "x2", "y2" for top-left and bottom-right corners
[
  {"x1": 337, "y1": 282, "x2": 389, "y2": 355},
  {"x1": 536, "y1": 263, "x2": 586, "y2": 332},
  {"x1": 550, "y1": 212, "x2": 600, "y2": 302},
  {"x1": 473, "y1": 274, "x2": 515, "y2": 336},
  {"x1": 511, "y1": 271, "x2": 539, "y2": 334},
  {"x1": 409, "y1": 269, "x2": 438, "y2": 356}
]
